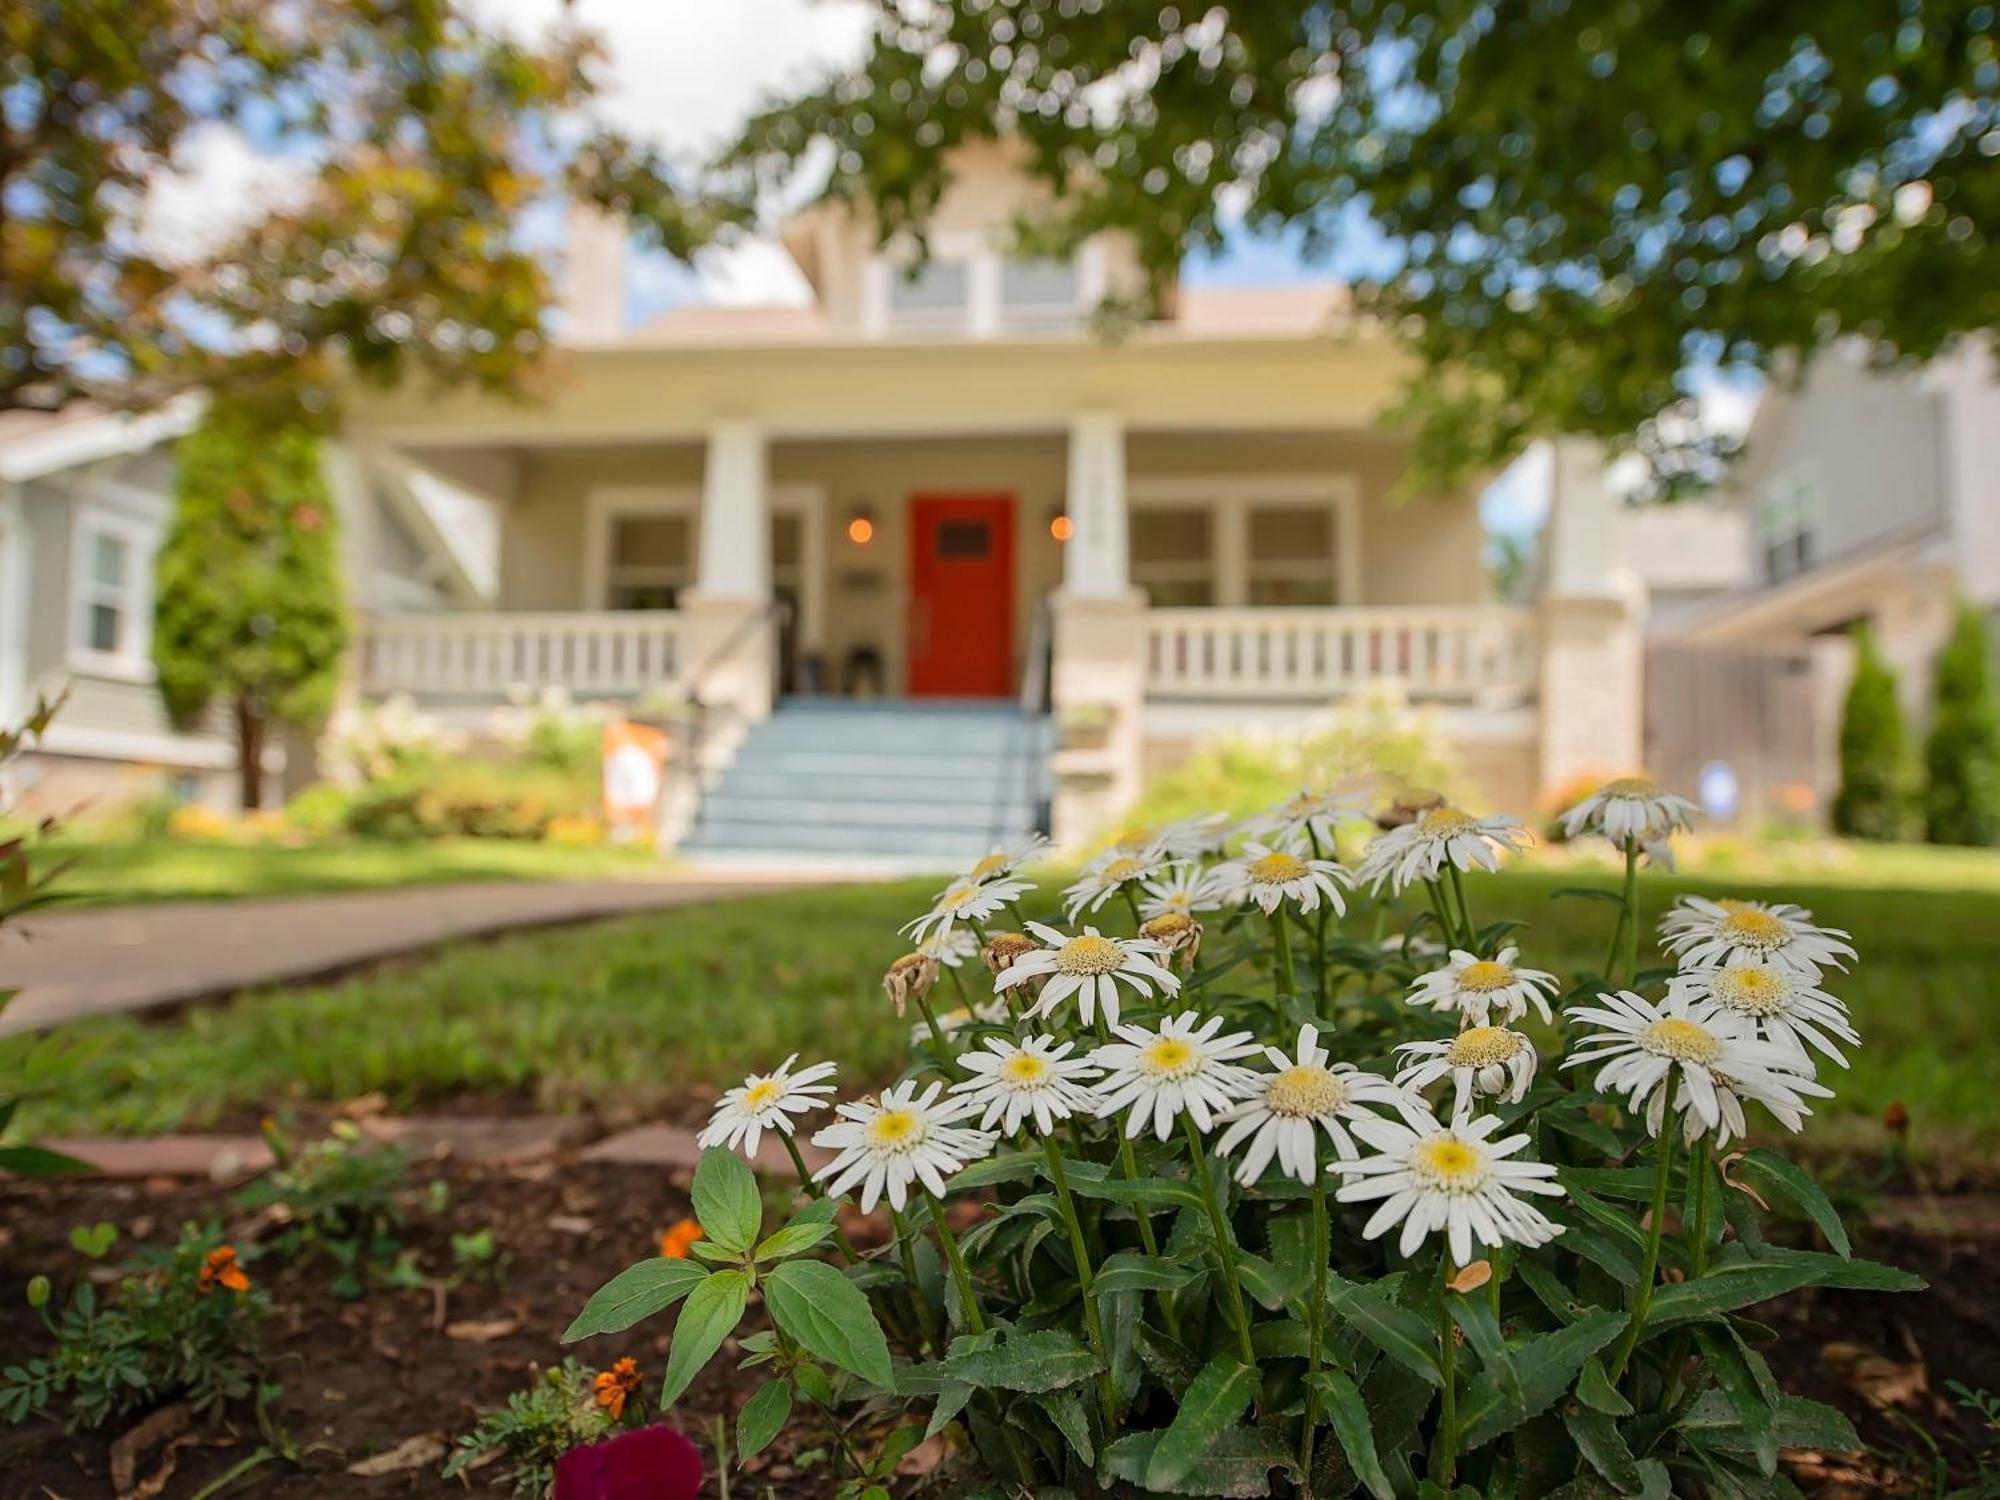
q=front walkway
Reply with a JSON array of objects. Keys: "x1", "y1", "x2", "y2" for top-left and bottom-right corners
[{"x1": 0, "y1": 872, "x2": 826, "y2": 1034}]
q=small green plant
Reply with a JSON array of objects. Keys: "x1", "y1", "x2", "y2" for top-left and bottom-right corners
[
  {"x1": 444, "y1": 1357, "x2": 643, "y2": 1497},
  {"x1": 238, "y1": 1119, "x2": 413, "y2": 1296},
  {"x1": 1923, "y1": 601, "x2": 2000, "y2": 847},
  {"x1": 1833, "y1": 621, "x2": 1909, "y2": 840},
  {"x1": 0, "y1": 1223, "x2": 267, "y2": 1429}
]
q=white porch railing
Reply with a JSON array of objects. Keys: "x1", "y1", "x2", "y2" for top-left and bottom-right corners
[
  {"x1": 1142, "y1": 606, "x2": 1537, "y2": 702},
  {"x1": 360, "y1": 611, "x2": 688, "y2": 698}
]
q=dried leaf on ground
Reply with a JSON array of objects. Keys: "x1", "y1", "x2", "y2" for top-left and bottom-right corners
[{"x1": 346, "y1": 1433, "x2": 448, "y2": 1476}]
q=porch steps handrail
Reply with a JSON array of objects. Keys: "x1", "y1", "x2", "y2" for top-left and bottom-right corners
[
  {"x1": 359, "y1": 610, "x2": 689, "y2": 698},
  {"x1": 1143, "y1": 604, "x2": 1537, "y2": 702}
]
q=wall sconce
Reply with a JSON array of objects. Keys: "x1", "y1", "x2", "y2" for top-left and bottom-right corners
[
  {"x1": 1048, "y1": 505, "x2": 1074, "y2": 543},
  {"x1": 845, "y1": 504, "x2": 875, "y2": 545}
]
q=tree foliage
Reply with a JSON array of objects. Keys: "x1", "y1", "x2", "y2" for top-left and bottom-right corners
[
  {"x1": 153, "y1": 408, "x2": 347, "y2": 807},
  {"x1": 1832, "y1": 622, "x2": 1907, "y2": 840},
  {"x1": 1, "y1": 1, "x2": 732, "y2": 421},
  {"x1": 722, "y1": 1, "x2": 2000, "y2": 491},
  {"x1": 1922, "y1": 600, "x2": 2000, "y2": 845}
]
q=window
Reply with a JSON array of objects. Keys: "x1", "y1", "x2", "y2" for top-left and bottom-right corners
[
  {"x1": 1130, "y1": 506, "x2": 1215, "y2": 606},
  {"x1": 71, "y1": 512, "x2": 152, "y2": 671},
  {"x1": 885, "y1": 260, "x2": 969, "y2": 331},
  {"x1": 1755, "y1": 471, "x2": 1817, "y2": 582},
  {"x1": 606, "y1": 514, "x2": 691, "y2": 610},
  {"x1": 999, "y1": 256, "x2": 1080, "y2": 329},
  {"x1": 1247, "y1": 503, "x2": 1340, "y2": 606}
]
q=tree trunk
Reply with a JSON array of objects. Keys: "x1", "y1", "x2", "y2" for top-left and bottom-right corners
[{"x1": 235, "y1": 696, "x2": 266, "y2": 811}]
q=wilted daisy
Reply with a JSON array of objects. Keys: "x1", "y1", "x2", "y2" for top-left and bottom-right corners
[
  {"x1": 882, "y1": 952, "x2": 939, "y2": 1017},
  {"x1": 1139, "y1": 911, "x2": 1203, "y2": 969},
  {"x1": 698, "y1": 1054, "x2": 839, "y2": 1157},
  {"x1": 956, "y1": 834, "x2": 1050, "y2": 886},
  {"x1": 1560, "y1": 776, "x2": 1699, "y2": 848},
  {"x1": 980, "y1": 930, "x2": 1038, "y2": 977},
  {"x1": 950, "y1": 1035, "x2": 1103, "y2": 1137},
  {"x1": 1246, "y1": 786, "x2": 1363, "y2": 848},
  {"x1": 903, "y1": 876, "x2": 1035, "y2": 944},
  {"x1": 1212, "y1": 839, "x2": 1351, "y2": 916},
  {"x1": 1667, "y1": 962, "x2": 1860, "y2": 1069},
  {"x1": 993, "y1": 922, "x2": 1180, "y2": 1030},
  {"x1": 812, "y1": 1081, "x2": 997, "y2": 1214},
  {"x1": 1395, "y1": 1027, "x2": 1538, "y2": 1117},
  {"x1": 1331, "y1": 1112, "x2": 1565, "y2": 1265},
  {"x1": 1356, "y1": 805, "x2": 1531, "y2": 895},
  {"x1": 1091, "y1": 1011, "x2": 1262, "y2": 1140},
  {"x1": 1137, "y1": 861, "x2": 1227, "y2": 921},
  {"x1": 1213, "y1": 1024, "x2": 1426, "y2": 1185},
  {"x1": 1659, "y1": 896, "x2": 1856, "y2": 977},
  {"x1": 1562, "y1": 990, "x2": 1831, "y2": 1142},
  {"x1": 1061, "y1": 848, "x2": 1165, "y2": 919},
  {"x1": 1406, "y1": 946, "x2": 1561, "y2": 1027}
]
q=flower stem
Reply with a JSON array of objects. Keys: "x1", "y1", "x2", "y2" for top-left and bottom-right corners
[
  {"x1": 1601, "y1": 839, "x2": 1639, "y2": 984},
  {"x1": 1608, "y1": 1072, "x2": 1679, "y2": 1382},
  {"x1": 1270, "y1": 909, "x2": 1295, "y2": 995},
  {"x1": 1044, "y1": 1139, "x2": 1118, "y2": 1425},
  {"x1": 1181, "y1": 1116, "x2": 1256, "y2": 1365},
  {"x1": 925, "y1": 1190, "x2": 986, "y2": 1335},
  {"x1": 1447, "y1": 863, "x2": 1476, "y2": 951},
  {"x1": 780, "y1": 1134, "x2": 862, "y2": 1268},
  {"x1": 1301, "y1": 1146, "x2": 1330, "y2": 1477},
  {"x1": 1121, "y1": 886, "x2": 1144, "y2": 931},
  {"x1": 891, "y1": 1206, "x2": 940, "y2": 1351},
  {"x1": 1434, "y1": 1259, "x2": 1459, "y2": 1486},
  {"x1": 1426, "y1": 881, "x2": 1459, "y2": 952},
  {"x1": 943, "y1": 960, "x2": 974, "y2": 1010},
  {"x1": 1623, "y1": 838, "x2": 1642, "y2": 983},
  {"x1": 912, "y1": 990, "x2": 951, "y2": 1056}
]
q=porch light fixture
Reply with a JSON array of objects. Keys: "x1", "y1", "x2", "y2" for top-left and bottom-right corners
[
  {"x1": 1049, "y1": 506, "x2": 1074, "y2": 543},
  {"x1": 845, "y1": 505, "x2": 876, "y2": 545}
]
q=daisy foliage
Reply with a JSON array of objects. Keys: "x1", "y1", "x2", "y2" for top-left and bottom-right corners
[{"x1": 571, "y1": 781, "x2": 1914, "y2": 1499}]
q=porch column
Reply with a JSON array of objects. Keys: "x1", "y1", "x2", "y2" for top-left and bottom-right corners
[
  {"x1": 1537, "y1": 437, "x2": 1645, "y2": 792},
  {"x1": 683, "y1": 420, "x2": 776, "y2": 723},
  {"x1": 1051, "y1": 411, "x2": 1146, "y2": 847}
]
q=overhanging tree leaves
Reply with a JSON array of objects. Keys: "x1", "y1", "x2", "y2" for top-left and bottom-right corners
[{"x1": 721, "y1": 1, "x2": 1999, "y2": 491}]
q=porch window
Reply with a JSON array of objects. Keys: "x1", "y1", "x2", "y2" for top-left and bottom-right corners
[
  {"x1": 999, "y1": 256, "x2": 1080, "y2": 330},
  {"x1": 1247, "y1": 503, "x2": 1340, "y2": 606},
  {"x1": 1131, "y1": 506, "x2": 1215, "y2": 606},
  {"x1": 886, "y1": 260, "x2": 969, "y2": 332},
  {"x1": 70, "y1": 510, "x2": 154, "y2": 673},
  {"x1": 606, "y1": 514, "x2": 691, "y2": 610}
]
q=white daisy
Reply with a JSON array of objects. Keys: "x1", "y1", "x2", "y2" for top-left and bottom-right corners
[
  {"x1": 1246, "y1": 786, "x2": 1364, "y2": 849},
  {"x1": 993, "y1": 921, "x2": 1180, "y2": 1030},
  {"x1": 1212, "y1": 839, "x2": 1351, "y2": 916},
  {"x1": 1560, "y1": 776, "x2": 1700, "y2": 848},
  {"x1": 1380, "y1": 931, "x2": 1448, "y2": 962},
  {"x1": 1091, "y1": 1011, "x2": 1263, "y2": 1141},
  {"x1": 915, "y1": 999, "x2": 1010, "y2": 1047},
  {"x1": 1332, "y1": 1112, "x2": 1566, "y2": 1266},
  {"x1": 812, "y1": 1081, "x2": 998, "y2": 1214},
  {"x1": 1666, "y1": 962, "x2": 1860, "y2": 1070},
  {"x1": 921, "y1": 928, "x2": 979, "y2": 967},
  {"x1": 697, "y1": 1054, "x2": 839, "y2": 1157},
  {"x1": 1213, "y1": 1024, "x2": 1427, "y2": 1185},
  {"x1": 1061, "y1": 848, "x2": 1167, "y2": 920},
  {"x1": 1137, "y1": 861, "x2": 1227, "y2": 921},
  {"x1": 950, "y1": 1035, "x2": 1104, "y2": 1138},
  {"x1": 1355, "y1": 805, "x2": 1531, "y2": 895},
  {"x1": 956, "y1": 834, "x2": 1051, "y2": 886},
  {"x1": 1112, "y1": 813, "x2": 1233, "y2": 859},
  {"x1": 902, "y1": 875, "x2": 1036, "y2": 944},
  {"x1": 1406, "y1": 946, "x2": 1562, "y2": 1027},
  {"x1": 1659, "y1": 896, "x2": 1856, "y2": 977},
  {"x1": 1395, "y1": 1026, "x2": 1538, "y2": 1118},
  {"x1": 1561, "y1": 990, "x2": 1832, "y2": 1143}
]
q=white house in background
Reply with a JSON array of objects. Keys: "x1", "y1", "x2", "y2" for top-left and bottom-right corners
[{"x1": 0, "y1": 402, "x2": 490, "y2": 812}]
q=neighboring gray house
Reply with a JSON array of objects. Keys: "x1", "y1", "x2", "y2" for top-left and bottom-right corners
[{"x1": 0, "y1": 402, "x2": 491, "y2": 813}]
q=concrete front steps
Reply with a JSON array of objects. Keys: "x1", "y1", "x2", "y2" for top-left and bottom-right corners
[{"x1": 678, "y1": 698, "x2": 1051, "y2": 872}]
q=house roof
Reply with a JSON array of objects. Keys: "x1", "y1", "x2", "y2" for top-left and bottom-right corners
[{"x1": 0, "y1": 398, "x2": 203, "y2": 483}]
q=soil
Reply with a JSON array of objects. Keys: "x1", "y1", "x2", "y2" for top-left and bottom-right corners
[{"x1": 1, "y1": 1156, "x2": 1993, "y2": 1499}]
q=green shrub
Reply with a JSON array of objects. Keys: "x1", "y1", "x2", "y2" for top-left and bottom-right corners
[
  {"x1": 283, "y1": 780, "x2": 354, "y2": 839},
  {"x1": 342, "y1": 761, "x2": 595, "y2": 841},
  {"x1": 1832, "y1": 621, "x2": 1908, "y2": 840},
  {"x1": 1922, "y1": 601, "x2": 2000, "y2": 846}
]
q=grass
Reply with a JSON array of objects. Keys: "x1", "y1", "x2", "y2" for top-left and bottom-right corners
[
  {"x1": 30, "y1": 835, "x2": 662, "y2": 906},
  {"x1": 10, "y1": 862, "x2": 1998, "y2": 1168}
]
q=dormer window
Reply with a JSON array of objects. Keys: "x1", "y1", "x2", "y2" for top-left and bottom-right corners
[
  {"x1": 886, "y1": 260, "x2": 970, "y2": 332},
  {"x1": 999, "y1": 257, "x2": 1081, "y2": 330}
]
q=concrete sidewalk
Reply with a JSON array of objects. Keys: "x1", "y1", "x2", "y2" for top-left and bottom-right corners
[{"x1": 0, "y1": 872, "x2": 824, "y2": 1035}]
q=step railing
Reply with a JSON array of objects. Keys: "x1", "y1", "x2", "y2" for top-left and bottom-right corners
[
  {"x1": 1142, "y1": 605, "x2": 1537, "y2": 702},
  {"x1": 360, "y1": 610, "x2": 689, "y2": 698}
]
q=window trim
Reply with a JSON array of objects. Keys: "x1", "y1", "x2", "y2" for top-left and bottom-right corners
[
  {"x1": 1125, "y1": 475, "x2": 1362, "y2": 607},
  {"x1": 68, "y1": 503, "x2": 158, "y2": 682},
  {"x1": 1754, "y1": 467, "x2": 1818, "y2": 583}
]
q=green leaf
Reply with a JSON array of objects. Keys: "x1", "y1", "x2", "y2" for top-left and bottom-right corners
[
  {"x1": 0, "y1": 1143, "x2": 96, "y2": 1177},
  {"x1": 1310, "y1": 1368, "x2": 1396, "y2": 1500},
  {"x1": 1327, "y1": 1275, "x2": 1442, "y2": 1386},
  {"x1": 1064, "y1": 1173, "x2": 1204, "y2": 1211},
  {"x1": 754, "y1": 1218, "x2": 832, "y2": 1262},
  {"x1": 1102, "y1": 1425, "x2": 1289, "y2": 1498},
  {"x1": 1683, "y1": 1390, "x2": 1860, "y2": 1455},
  {"x1": 1458, "y1": 1310, "x2": 1626, "y2": 1450},
  {"x1": 1234, "y1": 1252, "x2": 1296, "y2": 1312},
  {"x1": 1644, "y1": 1265, "x2": 1828, "y2": 1331},
  {"x1": 946, "y1": 1153, "x2": 1043, "y2": 1191},
  {"x1": 1037, "y1": 1388, "x2": 1095, "y2": 1463},
  {"x1": 1093, "y1": 1250, "x2": 1200, "y2": 1295},
  {"x1": 1737, "y1": 1151, "x2": 1851, "y2": 1258},
  {"x1": 1564, "y1": 1407, "x2": 1644, "y2": 1493},
  {"x1": 736, "y1": 1379, "x2": 792, "y2": 1461},
  {"x1": 1450, "y1": 1289, "x2": 1518, "y2": 1412},
  {"x1": 659, "y1": 1268, "x2": 749, "y2": 1409},
  {"x1": 1575, "y1": 1357, "x2": 1633, "y2": 1417},
  {"x1": 1740, "y1": 1246, "x2": 1925, "y2": 1292},
  {"x1": 938, "y1": 1328, "x2": 1104, "y2": 1394},
  {"x1": 764, "y1": 1260, "x2": 894, "y2": 1390},
  {"x1": 563, "y1": 1258, "x2": 709, "y2": 1342},
  {"x1": 1145, "y1": 1354, "x2": 1259, "y2": 1491},
  {"x1": 1696, "y1": 1328, "x2": 1778, "y2": 1477},
  {"x1": 691, "y1": 1147, "x2": 762, "y2": 1255}
]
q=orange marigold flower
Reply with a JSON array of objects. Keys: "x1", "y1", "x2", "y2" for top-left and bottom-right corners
[
  {"x1": 198, "y1": 1245, "x2": 250, "y2": 1294},
  {"x1": 594, "y1": 1357, "x2": 642, "y2": 1421},
  {"x1": 658, "y1": 1218, "x2": 703, "y2": 1259}
]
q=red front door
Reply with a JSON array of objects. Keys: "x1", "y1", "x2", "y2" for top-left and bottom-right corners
[{"x1": 907, "y1": 494, "x2": 1015, "y2": 697}]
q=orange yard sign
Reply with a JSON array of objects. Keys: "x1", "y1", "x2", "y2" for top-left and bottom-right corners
[{"x1": 601, "y1": 721, "x2": 670, "y2": 839}]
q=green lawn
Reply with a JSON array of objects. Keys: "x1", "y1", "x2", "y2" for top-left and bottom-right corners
[
  {"x1": 32, "y1": 835, "x2": 662, "y2": 906},
  {"x1": 10, "y1": 864, "x2": 1995, "y2": 1167}
]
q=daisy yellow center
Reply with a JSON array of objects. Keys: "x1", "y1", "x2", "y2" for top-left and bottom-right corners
[
  {"x1": 941, "y1": 884, "x2": 979, "y2": 910},
  {"x1": 866, "y1": 1109, "x2": 927, "y2": 1153},
  {"x1": 1410, "y1": 1136, "x2": 1489, "y2": 1192},
  {"x1": 970, "y1": 852, "x2": 1009, "y2": 879},
  {"x1": 1100, "y1": 857, "x2": 1144, "y2": 882},
  {"x1": 1456, "y1": 960, "x2": 1515, "y2": 993},
  {"x1": 1715, "y1": 965, "x2": 1789, "y2": 1015},
  {"x1": 741, "y1": 1080, "x2": 782, "y2": 1110},
  {"x1": 1139, "y1": 1037, "x2": 1201, "y2": 1080},
  {"x1": 1602, "y1": 776, "x2": 1659, "y2": 797},
  {"x1": 1718, "y1": 909, "x2": 1787, "y2": 949},
  {"x1": 1419, "y1": 806, "x2": 1476, "y2": 836},
  {"x1": 1448, "y1": 1026, "x2": 1522, "y2": 1067},
  {"x1": 1641, "y1": 1017, "x2": 1724, "y2": 1064},
  {"x1": 1266, "y1": 1063, "x2": 1348, "y2": 1118},
  {"x1": 1001, "y1": 1053, "x2": 1050, "y2": 1086},
  {"x1": 1249, "y1": 851, "x2": 1309, "y2": 884},
  {"x1": 1056, "y1": 934, "x2": 1126, "y2": 975}
]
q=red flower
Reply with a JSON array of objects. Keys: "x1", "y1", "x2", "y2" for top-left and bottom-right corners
[{"x1": 554, "y1": 1425, "x2": 703, "y2": 1500}]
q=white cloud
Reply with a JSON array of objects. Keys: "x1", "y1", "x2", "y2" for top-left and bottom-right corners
[{"x1": 140, "y1": 123, "x2": 315, "y2": 265}]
